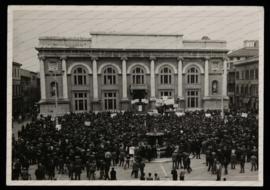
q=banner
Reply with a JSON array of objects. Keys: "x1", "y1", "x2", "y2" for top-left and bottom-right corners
[
  {"x1": 164, "y1": 98, "x2": 174, "y2": 105},
  {"x1": 205, "y1": 113, "x2": 212, "y2": 118},
  {"x1": 84, "y1": 121, "x2": 91, "y2": 126},
  {"x1": 162, "y1": 96, "x2": 168, "y2": 101},
  {"x1": 141, "y1": 99, "x2": 149, "y2": 104},
  {"x1": 131, "y1": 99, "x2": 139, "y2": 104},
  {"x1": 175, "y1": 112, "x2": 185, "y2": 117},
  {"x1": 111, "y1": 113, "x2": 117, "y2": 118},
  {"x1": 241, "y1": 113, "x2": 248, "y2": 118},
  {"x1": 129, "y1": 146, "x2": 135, "y2": 155},
  {"x1": 55, "y1": 124, "x2": 61, "y2": 131}
]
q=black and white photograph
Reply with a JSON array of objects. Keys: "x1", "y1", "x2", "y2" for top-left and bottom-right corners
[{"x1": 6, "y1": 6, "x2": 264, "y2": 186}]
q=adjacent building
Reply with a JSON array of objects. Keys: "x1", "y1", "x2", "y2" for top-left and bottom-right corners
[
  {"x1": 12, "y1": 62, "x2": 23, "y2": 119},
  {"x1": 12, "y1": 62, "x2": 40, "y2": 119},
  {"x1": 20, "y1": 69, "x2": 41, "y2": 114},
  {"x1": 228, "y1": 40, "x2": 259, "y2": 112},
  {"x1": 36, "y1": 33, "x2": 230, "y2": 116}
]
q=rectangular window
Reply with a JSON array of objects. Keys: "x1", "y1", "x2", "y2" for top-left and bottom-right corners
[
  {"x1": 187, "y1": 90, "x2": 199, "y2": 108},
  {"x1": 74, "y1": 92, "x2": 88, "y2": 111},
  {"x1": 160, "y1": 91, "x2": 172, "y2": 98},
  {"x1": 250, "y1": 69, "x2": 254, "y2": 80},
  {"x1": 255, "y1": 68, "x2": 258, "y2": 79},
  {"x1": 242, "y1": 71, "x2": 245, "y2": 80},
  {"x1": 104, "y1": 92, "x2": 117, "y2": 111},
  {"x1": 246, "y1": 70, "x2": 249, "y2": 80},
  {"x1": 236, "y1": 72, "x2": 239, "y2": 80}
]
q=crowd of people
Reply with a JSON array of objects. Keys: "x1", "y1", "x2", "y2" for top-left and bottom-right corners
[{"x1": 12, "y1": 110, "x2": 258, "y2": 181}]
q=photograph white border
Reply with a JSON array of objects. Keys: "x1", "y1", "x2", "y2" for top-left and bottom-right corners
[{"x1": 6, "y1": 5, "x2": 264, "y2": 186}]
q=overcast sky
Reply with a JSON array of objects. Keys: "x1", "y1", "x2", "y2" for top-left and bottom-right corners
[{"x1": 10, "y1": 6, "x2": 263, "y2": 72}]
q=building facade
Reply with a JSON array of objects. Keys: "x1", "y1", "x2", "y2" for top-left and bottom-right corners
[
  {"x1": 12, "y1": 62, "x2": 23, "y2": 119},
  {"x1": 20, "y1": 69, "x2": 41, "y2": 115},
  {"x1": 228, "y1": 40, "x2": 259, "y2": 112},
  {"x1": 36, "y1": 33, "x2": 229, "y2": 116}
]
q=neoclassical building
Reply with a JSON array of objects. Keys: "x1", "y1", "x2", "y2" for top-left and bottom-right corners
[{"x1": 36, "y1": 33, "x2": 229, "y2": 115}]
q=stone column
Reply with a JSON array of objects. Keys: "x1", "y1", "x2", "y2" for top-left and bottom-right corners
[
  {"x1": 204, "y1": 57, "x2": 209, "y2": 97},
  {"x1": 60, "y1": 56, "x2": 68, "y2": 99},
  {"x1": 39, "y1": 55, "x2": 46, "y2": 100},
  {"x1": 177, "y1": 56, "x2": 183, "y2": 98},
  {"x1": 121, "y1": 57, "x2": 128, "y2": 99},
  {"x1": 223, "y1": 58, "x2": 228, "y2": 96},
  {"x1": 150, "y1": 56, "x2": 156, "y2": 99},
  {"x1": 92, "y1": 57, "x2": 98, "y2": 100}
]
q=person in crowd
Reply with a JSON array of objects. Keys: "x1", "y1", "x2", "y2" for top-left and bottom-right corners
[
  {"x1": 179, "y1": 171, "x2": 185, "y2": 181},
  {"x1": 131, "y1": 161, "x2": 139, "y2": 178},
  {"x1": 124, "y1": 154, "x2": 130, "y2": 169},
  {"x1": 110, "y1": 167, "x2": 117, "y2": 180},
  {"x1": 240, "y1": 154, "x2": 246, "y2": 173},
  {"x1": 171, "y1": 167, "x2": 178, "y2": 181},
  {"x1": 140, "y1": 172, "x2": 146, "y2": 180},
  {"x1": 216, "y1": 161, "x2": 222, "y2": 181},
  {"x1": 250, "y1": 154, "x2": 257, "y2": 171},
  {"x1": 35, "y1": 163, "x2": 46, "y2": 180},
  {"x1": 154, "y1": 173, "x2": 160, "y2": 180},
  {"x1": 74, "y1": 156, "x2": 82, "y2": 180},
  {"x1": 146, "y1": 173, "x2": 153, "y2": 180},
  {"x1": 12, "y1": 110, "x2": 258, "y2": 181},
  {"x1": 139, "y1": 161, "x2": 145, "y2": 178},
  {"x1": 12, "y1": 159, "x2": 21, "y2": 180}
]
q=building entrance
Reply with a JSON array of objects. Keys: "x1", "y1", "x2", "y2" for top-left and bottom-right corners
[{"x1": 131, "y1": 89, "x2": 148, "y2": 112}]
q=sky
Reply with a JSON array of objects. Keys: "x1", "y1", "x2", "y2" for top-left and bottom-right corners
[{"x1": 10, "y1": 6, "x2": 263, "y2": 72}]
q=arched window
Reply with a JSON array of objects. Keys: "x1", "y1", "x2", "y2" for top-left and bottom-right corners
[
  {"x1": 73, "y1": 67, "x2": 87, "y2": 85},
  {"x1": 132, "y1": 67, "x2": 145, "y2": 85},
  {"x1": 187, "y1": 67, "x2": 199, "y2": 84},
  {"x1": 212, "y1": 80, "x2": 218, "y2": 94},
  {"x1": 160, "y1": 67, "x2": 172, "y2": 85},
  {"x1": 103, "y1": 66, "x2": 116, "y2": 85},
  {"x1": 50, "y1": 81, "x2": 59, "y2": 97}
]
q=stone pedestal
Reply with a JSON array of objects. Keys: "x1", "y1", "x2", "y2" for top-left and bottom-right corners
[
  {"x1": 149, "y1": 98, "x2": 156, "y2": 110},
  {"x1": 177, "y1": 97, "x2": 185, "y2": 111},
  {"x1": 92, "y1": 99, "x2": 101, "y2": 111},
  {"x1": 39, "y1": 99, "x2": 70, "y2": 117},
  {"x1": 202, "y1": 96, "x2": 229, "y2": 110},
  {"x1": 121, "y1": 98, "x2": 130, "y2": 111}
]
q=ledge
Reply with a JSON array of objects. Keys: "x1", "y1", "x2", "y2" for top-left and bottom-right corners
[{"x1": 38, "y1": 99, "x2": 70, "y2": 105}]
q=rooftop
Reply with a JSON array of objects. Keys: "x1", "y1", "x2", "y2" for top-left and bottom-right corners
[
  {"x1": 228, "y1": 47, "x2": 258, "y2": 57},
  {"x1": 234, "y1": 55, "x2": 259, "y2": 66},
  {"x1": 37, "y1": 32, "x2": 227, "y2": 50}
]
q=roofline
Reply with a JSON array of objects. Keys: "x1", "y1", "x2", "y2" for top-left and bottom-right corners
[
  {"x1": 183, "y1": 40, "x2": 226, "y2": 43},
  {"x1": 13, "y1": 62, "x2": 22, "y2": 66},
  {"x1": 90, "y1": 32, "x2": 184, "y2": 37},
  {"x1": 35, "y1": 47, "x2": 229, "y2": 52},
  {"x1": 39, "y1": 36, "x2": 92, "y2": 41},
  {"x1": 228, "y1": 47, "x2": 259, "y2": 57},
  {"x1": 20, "y1": 68, "x2": 38, "y2": 74},
  {"x1": 234, "y1": 56, "x2": 259, "y2": 65}
]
